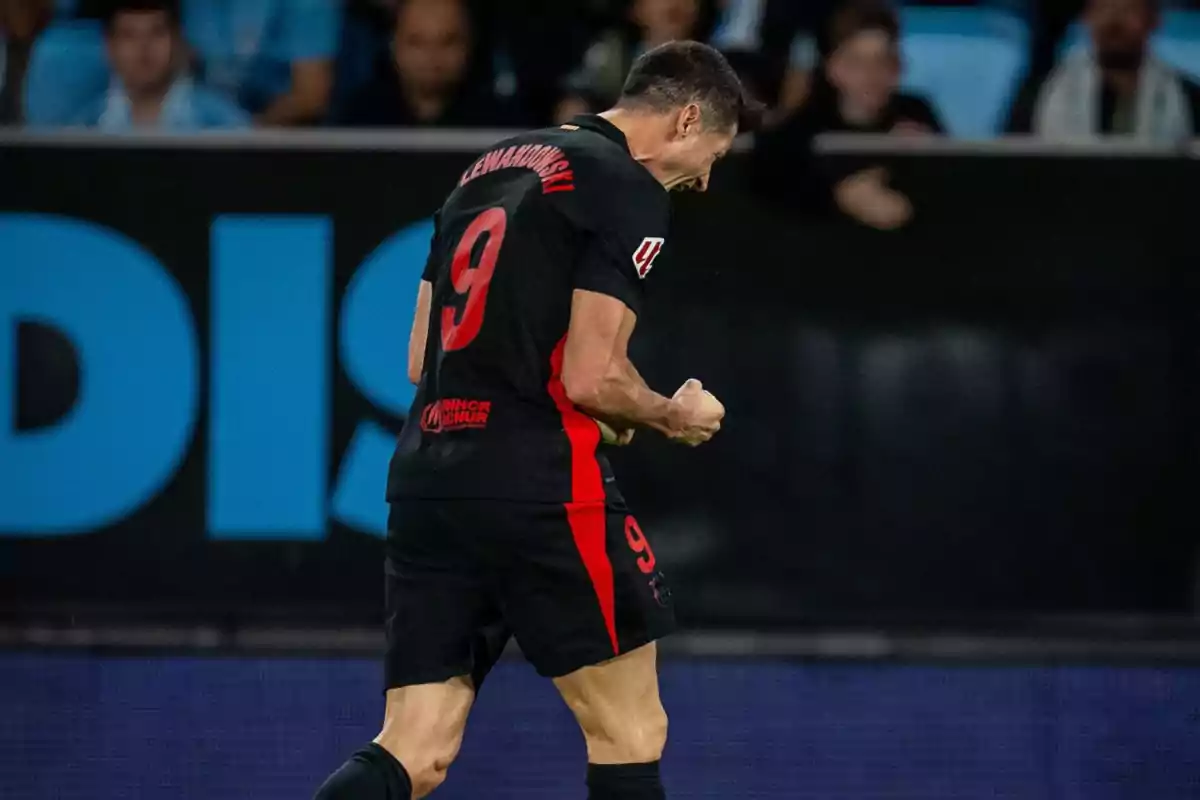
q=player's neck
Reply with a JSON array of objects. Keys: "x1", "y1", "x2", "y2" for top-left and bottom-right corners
[{"x1": 597, "y1": 108, "x2": 676, "y2": 190}]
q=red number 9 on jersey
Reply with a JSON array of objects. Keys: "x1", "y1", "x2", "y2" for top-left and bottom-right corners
[{"x1": 442, "y1": 207, "x2": 508, "y2": 352}]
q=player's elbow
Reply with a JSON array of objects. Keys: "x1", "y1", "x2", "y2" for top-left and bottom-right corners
[
  {"x1": 561, "y1": 369, "x2": 603, "y2": 409},
  {"x1": 407, "y1": 362, "x2": 423, "y2": 386}
]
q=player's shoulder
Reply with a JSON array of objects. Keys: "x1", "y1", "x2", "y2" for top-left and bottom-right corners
[
  {"x1": 546, "y1": 116, "x2": 668, "y2": 219},
  {"x1": 448, "y1": 116, "x2": 666, "y2": 231},
  {"x1": 552, "y1": 117, "x2": 659, "y2": 184}
]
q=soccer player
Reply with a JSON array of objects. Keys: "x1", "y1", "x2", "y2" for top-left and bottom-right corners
[{"x1": 315, "y1": 40, "x2": 756, "y2": 800}]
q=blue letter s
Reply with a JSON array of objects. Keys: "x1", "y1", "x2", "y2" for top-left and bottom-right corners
[{"x1": 330, "y1": 219, "x2": 432, "y2": 535}]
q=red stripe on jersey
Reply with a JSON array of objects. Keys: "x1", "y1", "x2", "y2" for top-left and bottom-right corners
[{"x1": 548, "y1": 336, "x2": 619, "y2": 656}]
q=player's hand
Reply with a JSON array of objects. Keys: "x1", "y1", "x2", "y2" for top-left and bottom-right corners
[
  {"x1": 594, "y1": 417, "x2": 636, "y2": 446},
  {"x1": 667, "y1": 378, "x2": 724, "y2": 446}
]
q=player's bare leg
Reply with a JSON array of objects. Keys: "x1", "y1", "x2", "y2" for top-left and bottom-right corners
[
  {"x1": 376, "y1": 678, "x2": 476, "y2": 797},
  {"x1": 315, "y1": 676, "x2": 475, "y2": 800},
  {"x1": 555, "y1": 643, "x2": 669, "y2": 799}
]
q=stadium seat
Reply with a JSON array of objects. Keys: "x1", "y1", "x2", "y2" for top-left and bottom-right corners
[
  {"x1": 23, "y1": 20, "x2": 110, "y2": 126},
  {"x1": 985, "y1": 0, "x2": 1033, "y2": 19},
  {"x1": 903, "y1": 0, "x2": 1033, "y2": 19},
  {"x1": 898, "y1": 7, "x2": 1030, "y2": 137},
  {"x1": 1058, "y1": 11, "x2": 1200, "y2": 82}
]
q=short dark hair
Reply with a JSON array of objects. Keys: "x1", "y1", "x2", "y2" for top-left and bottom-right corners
[
  {"x1": 101, "y1": 0, "x2": 178, "y2": 29},
  {"x1": 825, "y1": 1, "x2": 899, "y2": 55},
  {"x1": 617, "y1": 40, "x2": 762, "y2": 133}
]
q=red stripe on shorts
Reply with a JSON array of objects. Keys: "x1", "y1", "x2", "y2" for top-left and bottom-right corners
[{"x1": 548, "y1": 336, "x2": 619, "y2": 657}]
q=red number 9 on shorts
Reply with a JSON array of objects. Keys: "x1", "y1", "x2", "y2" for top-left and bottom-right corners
[{"x1": 624, "y1": 516, "x2": 656, "y2": 575}]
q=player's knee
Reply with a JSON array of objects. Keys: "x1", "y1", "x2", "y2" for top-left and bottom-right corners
[{"x1": 577, "y1": 699, "x2": 668, "y2": 764}]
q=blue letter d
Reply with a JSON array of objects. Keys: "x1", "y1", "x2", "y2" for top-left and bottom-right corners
[{"x1": 0, "y1": 214, "x2": 199, "y2": 533}]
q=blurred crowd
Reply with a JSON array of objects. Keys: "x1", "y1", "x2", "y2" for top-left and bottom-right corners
[
  {"x1": 1, "y1": 0, "x2": 1197, "y2": 229},
  {"x1": 2, "y1": 0, "x2": 1198, "y2": 137}
]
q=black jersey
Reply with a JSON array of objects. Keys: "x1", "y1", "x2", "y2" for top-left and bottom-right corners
[{"x1": 387, "y1": 115, "x2": 671, "y2": 503}]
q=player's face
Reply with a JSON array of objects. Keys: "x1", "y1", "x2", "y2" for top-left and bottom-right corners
[
  {"x1": 658, "y1": 105, "x2": 735, "y2": 192},
  {"x1": 106, "y1": 11, "x2": 175, "y2": 93},
  {"x1": 393, "y1": 2, "x2": 470, "y2": 95},
  {"x1": 827, "y1": 30, "x2": 898, "y2": 117},
  {"x1": 663, "y1": 131, "x2": 735, "y2": 192},
  {"x1": 1087, "y1": 0, "x2": 1156, "y2": 69}
]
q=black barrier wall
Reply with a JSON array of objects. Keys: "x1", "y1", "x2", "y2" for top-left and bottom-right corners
[{"x1": 1, "y1": 136, "x2": 1197, "y2": 628}]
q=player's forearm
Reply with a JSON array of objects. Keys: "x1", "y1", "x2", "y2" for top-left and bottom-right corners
[{"x1": 567, "y1": 357, "x2": 680, "y2": 436}]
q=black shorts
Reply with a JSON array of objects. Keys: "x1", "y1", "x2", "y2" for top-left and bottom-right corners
[{"x1": 384, "y1": 497, "x2": 675, "y2": 689}]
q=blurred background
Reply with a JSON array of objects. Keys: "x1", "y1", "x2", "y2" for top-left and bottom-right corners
[{"x1": 3, "y1": 0, "x2": 1200, "y2": 798}]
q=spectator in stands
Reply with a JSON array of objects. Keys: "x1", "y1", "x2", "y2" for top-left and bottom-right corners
[
  {"x1": 73, "y1": 0, "x2": 248, "y2": 130},
  {"x1": 340, "y1": 0, "x2": 516, "y2": 127},
  {"x1": 752, "y1": 1, "x2": 941, "y2": 230},
  {"x1": 1009, "y1": 0, "x2": 1200, "y2": 140},
  {"x1": 712, "y1": 0, "x2": 838, "y2": 123},
  {"x1": 554, "y1": 0, "x2": 708, "y2": 122},
  {"x1": 331, "y1": 0, "x2": 392, "y2": 120},
  {"x1": 0, "y1": 0, "x2": 52, "y2": 123},
  {"x1": 478, "y1": 0, "x2": 600, "y2": 125},
  {"x1": 183, "y1": 0, "x2": 340, "y2": 125},
  {"x1": 814, "y1": 1, "x2": 943, "y2": 135}
]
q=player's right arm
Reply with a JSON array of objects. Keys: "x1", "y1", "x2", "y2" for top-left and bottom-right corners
[
  {"x1": 406, "y1": 280, "x2": 433, "y2": 385},
  {"x1": 406, "y1": 212, "x2": 442, "y2": 386},
  {"x1": 561, "y1": 289, "x2": 722, "y2": 445},
  {"x1": 555, "y1": 144, "x2": 722, "y2": 444}
]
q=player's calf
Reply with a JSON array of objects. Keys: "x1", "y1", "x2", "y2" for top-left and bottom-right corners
[
  {"x1": 376, "y1": 678, "x2": 475, "y2": 797},
  {"x1": 314, "y1": 677, "x2": 475, "y2": 800},
  {"x1": 555, "y1": 643, "x2": 669, "y2": 799},
  {"x1": 313, "y1": 742, "x2": 412, "y2": 800}
]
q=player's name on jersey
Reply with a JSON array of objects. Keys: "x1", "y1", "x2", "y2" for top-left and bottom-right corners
[{"x1": 459, "y1": 143, "x2": 574, "y2": 194}]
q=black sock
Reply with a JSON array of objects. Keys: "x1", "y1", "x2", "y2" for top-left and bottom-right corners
[
  {"x1": 586, "y1": 761, "x2": 665, "y2": 799},
  {"x1": 314, "y1": 743, "x2": 413, "y2": 800}
]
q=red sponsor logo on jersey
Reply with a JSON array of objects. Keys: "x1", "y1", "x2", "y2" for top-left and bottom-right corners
[
  {"x1": 632, "y1": 237, "x2": 664, "y2": 278},
  {"x1": 420, "y1": 398, "x2": 492, "y2": 433}
]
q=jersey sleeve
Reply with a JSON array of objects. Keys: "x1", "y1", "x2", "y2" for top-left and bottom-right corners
[
  {"x1": 573, "y1": 227, "x2": 646, "y2": 314},
  {"x1": 561, "y1": 161, "x2": 668, "y2": 316}
]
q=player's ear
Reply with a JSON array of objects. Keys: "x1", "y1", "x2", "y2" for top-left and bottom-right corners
[{"x1": 676, "y1": 103, "x2": 702, "y2": 138}]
